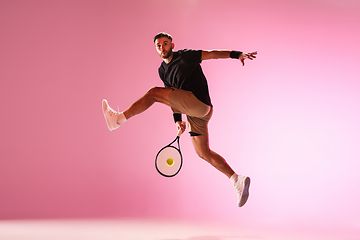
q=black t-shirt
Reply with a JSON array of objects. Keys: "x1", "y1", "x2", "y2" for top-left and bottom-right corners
[{"x1": 158, "y1": 49, "x2": 212, "y2": 107}]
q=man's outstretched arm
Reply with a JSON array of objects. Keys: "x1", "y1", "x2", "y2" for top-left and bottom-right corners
[{"x1": 201, "y1": 50, "x2": 257, "y2": 66}]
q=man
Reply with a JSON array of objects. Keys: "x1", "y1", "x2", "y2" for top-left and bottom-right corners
[{"x1": 102, "y1": 32, "x2": 257, "y2": 207}]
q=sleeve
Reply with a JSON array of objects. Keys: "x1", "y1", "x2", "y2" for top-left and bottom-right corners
[{"x1": 181, "y1": 49, "x2": 202, "y2": 65}]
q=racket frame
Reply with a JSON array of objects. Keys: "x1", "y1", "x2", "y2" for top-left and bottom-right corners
[{"x1": 155, "y1": 135, "x2": 183, "y2": 177}]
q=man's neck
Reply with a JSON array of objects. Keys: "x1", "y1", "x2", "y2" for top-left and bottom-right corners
[{"x1": 163, "y1": 52, "x2": 174, "y2": 64}]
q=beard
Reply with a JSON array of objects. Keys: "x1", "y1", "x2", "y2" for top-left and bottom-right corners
[{"x1": 160, "y1": 47, "x2": 173, "y2": 59}]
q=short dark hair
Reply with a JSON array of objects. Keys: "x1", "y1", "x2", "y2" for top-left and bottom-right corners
[{"x1": 153, "y1": 32, "x2": 173, "y2": 43}]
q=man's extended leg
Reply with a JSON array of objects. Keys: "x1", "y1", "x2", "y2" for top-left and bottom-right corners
[
  {"x1": 102, "y1": 87, "x2": 174, "y2": 131},
  {"x1": 191, "y1": 135, "x2": 250, "y2": 207},
  {"x1": 123, "y1": 87, "x2": 173, "y2": 119}
]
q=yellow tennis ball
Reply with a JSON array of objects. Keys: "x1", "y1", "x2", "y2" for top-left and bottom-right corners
[{"x1": 166, "y1": 158, "x2": 174, "y2": 166}]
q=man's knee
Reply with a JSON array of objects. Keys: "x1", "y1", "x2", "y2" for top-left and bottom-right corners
[
  {"x1": 147, "y1": 86, "x2": 160, "y2": 96},
  {"x1": 195, "y1": 147, "x2": 211, "y2": 161},
  {"x1": 146, "y1": 86, "x2": 172, "y2": 104}
]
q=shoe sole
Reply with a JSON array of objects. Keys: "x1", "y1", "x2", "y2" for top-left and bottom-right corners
[{"x1": 239, "y1": 177, "x2": 251, "y2": 207}]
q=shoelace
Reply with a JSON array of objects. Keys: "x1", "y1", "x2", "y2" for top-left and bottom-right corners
[{"x1": 107, "y1": 105, "x2": 119, "y2": 116}]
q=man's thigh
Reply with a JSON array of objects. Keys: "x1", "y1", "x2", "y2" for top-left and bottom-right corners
[
  {"x1": 168, "y1": 88, "x2": 211, "y2": 117},
  {"x1": 191, "y1": 134, "x2": 210, "y2": 156},
  {"x1": 149, "y1": 87, "x2": 174, "y2": 106},
  {"x1": 186, "y1": 107, "x2": 212, "y2": 136}
]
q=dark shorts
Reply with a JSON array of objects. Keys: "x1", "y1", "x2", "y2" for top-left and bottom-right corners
[{"x1": 168, "y1": 88, "x2": 213, "y2": 136}]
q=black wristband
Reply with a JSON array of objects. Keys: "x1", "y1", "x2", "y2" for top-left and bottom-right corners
[
  {"x1": 173, "y1": 113, "x2": 182, "y2": 123},
  {"x1": 230, "y1": 51, "x2": 243, "y2": 59}
]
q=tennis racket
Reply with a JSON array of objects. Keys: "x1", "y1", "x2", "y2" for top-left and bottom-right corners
[{"x1": 155, "y1": 125, "x2": 184, "y2": 177}]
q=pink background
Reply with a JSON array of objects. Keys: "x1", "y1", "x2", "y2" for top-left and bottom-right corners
[{"x1": 1, "y1": 0, "x2": 360, "y2": 236}]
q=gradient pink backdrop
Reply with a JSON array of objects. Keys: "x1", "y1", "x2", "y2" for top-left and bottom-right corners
[{"x1": 1, "y1": 0, "x2": 360, "y2": 237}]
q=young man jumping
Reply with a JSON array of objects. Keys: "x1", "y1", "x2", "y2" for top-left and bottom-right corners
[{"x1": 102, "y1": 32, "x2": 257, "y2": 207}]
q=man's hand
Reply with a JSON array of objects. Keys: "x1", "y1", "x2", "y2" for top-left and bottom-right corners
[
  {"x1": 176, "y1": 121, "x2": 186, "y2": 136},
  {"x1": 239, "y1": 51, "x2": 257, "y2": 66}
]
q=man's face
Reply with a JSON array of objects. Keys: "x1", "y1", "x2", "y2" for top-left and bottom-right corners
[{"x1": 155, "y1": 37, "x2": 174, "y2": 59}]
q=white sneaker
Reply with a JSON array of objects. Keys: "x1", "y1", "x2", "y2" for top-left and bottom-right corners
[
  {"x1": 232, "y1": 175, "x2": 251, "y2": 207},
  {"x1": 102, "y1": 99, "x2": 121, "y2": 131}
]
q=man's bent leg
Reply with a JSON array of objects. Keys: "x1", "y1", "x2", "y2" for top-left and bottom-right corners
[
  {"x1": 191, "y1": 134, "x2": 235, "y2": 178},
  {"x1": 191, "y1": 134, "x2": 250, "y2": 207},
  {"x1": 123, "y1": 87, "x2": 173, "y2": 119}
]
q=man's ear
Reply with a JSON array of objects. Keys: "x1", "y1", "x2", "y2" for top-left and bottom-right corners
[{"x1": 171, "y1": 42, "x2": 175, "y2": 49}]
